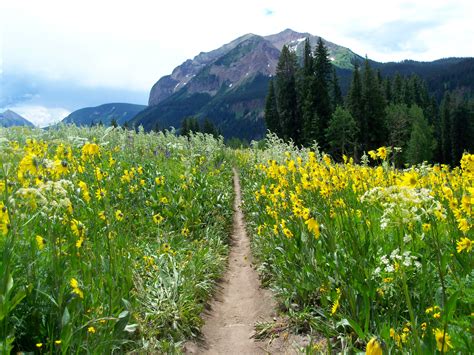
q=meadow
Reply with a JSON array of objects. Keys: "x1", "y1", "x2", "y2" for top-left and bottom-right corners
[
  {"x1": 0, "y1": 127, "x2": 472, "y2": 353},
  {"x1": 0, "y1": 126, "x2": 233, "y2": 353},
  {"x1": 239, "y1": 134, "x2": 473, "y2": 353}
]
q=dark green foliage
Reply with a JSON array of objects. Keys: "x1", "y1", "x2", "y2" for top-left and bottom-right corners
[
  {"x1": 264, "y1": 80, "x2": 280, "y2": 135},
  {"x1": 181, "y1": 117, "x2": 200, "y2": 137},
  {"x1": 225, "y1": 137, "x2": 250, "y2": 149},
  {"x1": 313, "y1": 38, "x2": 333, "y2": 147},
  {"x1": 406, "y1": 105, "x2": 435, "y2": 164},
  {"x1": 440, "y1": 92, "x2": 453, "y2": 164},
  {"x1": 325, "y1": 106, "x2": 358, "y2": 159},
  {"x1": 331, "y1": 67, "x2": 344, "y2": 110},
  {"x1": 346, "y1": 63, "x2": 363, "y2": 155},
  {"x1": 275, "y1": 45, "x2": 301, "y2": 144},
  {"x1": 202, "y1": 118, "x2": 219, "y2": 138},
  {"x1": 385, "y1": 103, "x2": 411, "y2": 164},
  {"x1": 361, "y1": 58, "x2": 387, "y2": 150}
]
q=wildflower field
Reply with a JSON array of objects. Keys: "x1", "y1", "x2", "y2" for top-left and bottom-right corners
[
  {"x1": 0, "y1": 126, "x2": 233, "y2": 353},
  {"x1": 239, "y1": 135, "x2": 473, "y2": 353},
  {"x1": 0, "y1": 127, "x2": 472, "y2": 354}
]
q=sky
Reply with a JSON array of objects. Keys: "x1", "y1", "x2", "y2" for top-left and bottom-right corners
[{"x1": 1, "y1": 0, "x2": 473, "y2": 126}]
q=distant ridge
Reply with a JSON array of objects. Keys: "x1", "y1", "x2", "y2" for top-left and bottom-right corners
[
  {"x1": 62, "y1": 103, "x2": 147, "y2": 126},
  {"x1": 0, "y1": 110, "x2": 35, "y2": 127}
]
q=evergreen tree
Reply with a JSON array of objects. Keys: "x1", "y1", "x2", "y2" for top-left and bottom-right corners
[
  {"x1": 189, "y1": 117, "x2": 200, "y2": 133},
  {"x1": 392, "y1": 73, "x2": 404, "y2": 104},
  {"x1": 386, "y1": 103, "x2": 411, "y2": 155},
  {"x1": 110, "y1": 118, "x2": 118, "y2": 128},
  {"x1": 181, "y1": 117, "x2": 190, "y2": 137},
  {"x1": 440, "y1": 92, "x2": 452, "y2": 164},
  {"x1": 275, "y1": 45, "x2": 301, "y2": 143},
  {"x1": 330, "y1": 67, "x2": 343, "y2": 110},
  {"x1": 302, "y1": 38, "x2": 313, "y2": 77},
  {"x1": 384, "y1": 77, "x2": 393, "y2": 103},
  {"x1": 346, "y1": 63, "x2": 363, "y2": 156},
  {"x1": 325, "y1": 106, "x2": 358, "y2": 159},
  {"x1": 361, "y1": 58, "x2": 387, "y2": 150},
  {"x1": 406, "y1": 105, "x2": 435, "y2": 164},
  {"x1": 264, "y1": 79, "x2": 281, "y2": 135},
  {"x1": 313, "y1": 37, "x2": 332, "y2": 147},
  {"x1": 450, "y1": 94, "x2": 474, "y2": 165},
  {"x1": 202, "y1": 118, "x2": 218, "y2": 137}
]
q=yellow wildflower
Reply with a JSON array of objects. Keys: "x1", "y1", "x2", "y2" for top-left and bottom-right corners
[
  {"x1": 95, "y1": 188, "x2": 106, "y2": 200},
  {"x1": 422, "y1": 223, "x2": 431, "y2": 232},
  {"x1": 153, "y1": 213, "x2": 164, "y2": 224},
  {"x1": 36, "y1": 235, "x2": 46, "y2": 250},
  {"x1": 433, "y1": 328, "x2": 453, "y2": 352},
  {"x1": 115, "y1": 210, "x2": 124, "y2": 221},
  {"x1": 377, "y1": 146, "x2": 388, "y2": 160},
  {"x1": 456, "y1": 237, "x2": 472, "y2": 253},
  {"x1": 458, "y1": 218, "x2": 470, "y2": 233},
  {"x1": 70, "y1": 278, "x2": 84, "y2": 299},
  {"x1": 305, "y1": 218, "x2": 320, "y2": 239},
  {"x1": 87, "y1": 326, "x2": 96, "y2": 334},
  {"x1": 365, "y1": 337, "x2": 382, "y2": 355}
]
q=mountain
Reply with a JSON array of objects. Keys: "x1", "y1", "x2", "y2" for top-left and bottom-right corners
[
  {"x1": 133, "y1": 29, "x2": 360, "y2": 140},
  {"x1": 132, "y1": 29, "x2": 473, "y2": 140},
  {"x1": 0, "y1": 110, "x2": 35, "y2": 127},
  {"x1": 62, "y1": 103, "x2": 147, "y2": 126}
]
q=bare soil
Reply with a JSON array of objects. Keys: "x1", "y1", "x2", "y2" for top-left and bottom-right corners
[{"x1": 184, "y1": 169, "x2": 306, "y2": 354}]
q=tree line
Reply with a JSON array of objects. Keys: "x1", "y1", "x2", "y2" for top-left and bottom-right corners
[
  {"x1": 265, "y1": 38, "x2": 474, "y2": 165},
  {"x1": 180, "y1": 117, "x2": 220, "y2": 138}
]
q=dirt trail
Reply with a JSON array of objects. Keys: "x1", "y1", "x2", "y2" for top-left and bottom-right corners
[{"x1": 185, "y1": 169, "x2": 298, "y2": 354}]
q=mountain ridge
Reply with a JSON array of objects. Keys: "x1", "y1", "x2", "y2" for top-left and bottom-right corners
[
  {"x1": 62, "y1": 103, "x2": 146, "y2": 126},
  {"x1": 132, "y1": 29, "x2": 473, "y2": 140},
  {"x1": 0, "y1": 110, "x2": 35, "y2": 127}
]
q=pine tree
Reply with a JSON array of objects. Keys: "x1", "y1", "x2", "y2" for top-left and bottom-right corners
[
  {"x1": 361, "y1": 58, "x2": 387, "y2": 150},
  {"x1": 299, "y1": 38, "x2": 317, "y2": 146},
  {"x1": 392, "y1": 73, "x2": 404, "y2": 104},
  {"x1": 264, "y1": 79, "x2": 280, "y2": 135},
  {"x1": 385, "y1": 103, "x2": 411, "y2": 166},
  {"x1": 440, "y1": 92, "x2": 452, "y2": 164},
  {"x1": 275, "y1": 45, "x2": 301, "y2": 143},
  {"x1": 325, "y1": 106, "x2": 358, "y2": 159},
  {"x1": 330, "y1": 67, "x2": 343, "y2": 110},
  {"x1": 313, "y1": 37, "x2": 332, "y2": 147},
  {"x1": 450, "y1": 94, "x2": 474, "y2": 165},
  {"x1": 347, "y1": 63, "x2": 363, "y2": 155},
  {"x1": 386, "y1": 103, "x2": 411, "y2": 152},
  {"x1": 302, "y1": 38, "x2": 313, "y2": 77},
  {"x1": 202, "y1": 118, "x2": 218, "y2": 137},
  {"x1": 384, "y1": 77, "x2": 392, "y2": 103},
  {"x1": 110, "y1": 118, "x2": 118, "y2": 128},
  {"x1": 406, "y1": 105, "x2": 435, "y2": 164},
  {"x1": 181, "y1": 117, "x2": 190, "y2": 137}
]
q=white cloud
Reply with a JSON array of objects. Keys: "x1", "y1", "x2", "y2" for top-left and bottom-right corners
[
  {"x1": 4, "y1": 105, "x2": 71, "y2": 127},
  {"x1": 2, "y1": 0, "x2": 473, "y2": 93}
]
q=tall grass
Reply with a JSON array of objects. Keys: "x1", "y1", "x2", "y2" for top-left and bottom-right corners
[
  {"x1": 0, "y1": 125, "x2": 233, "y2": 353},
  {"x1": 238, "y1": 134, "x2": 473, "y2": 353}
]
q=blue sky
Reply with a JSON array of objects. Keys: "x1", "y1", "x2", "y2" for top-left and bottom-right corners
[{"x1": 1, "y1": 0, "x2": 473, "y2": 126}]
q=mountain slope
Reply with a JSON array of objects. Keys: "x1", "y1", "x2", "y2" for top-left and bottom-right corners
[
  {"x1": 0, "y1": 110, "x2": 34, "y2": 127},
  {"x1": 133, "y1": 29, "x2": 473, "y2": 140},
  {"x1": 62, "y1": 103, "x2": 146, "y2": 126},
  {"x1": 135, "y1": 29, "x2": 360, "y2": 139}
]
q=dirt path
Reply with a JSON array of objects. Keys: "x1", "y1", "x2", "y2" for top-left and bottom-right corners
[{"x1": 185, "y1": 169, "x2": 298, "y2": 354}]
